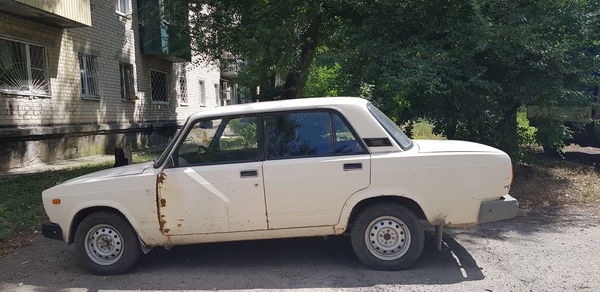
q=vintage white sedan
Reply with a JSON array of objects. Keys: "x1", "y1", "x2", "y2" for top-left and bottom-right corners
[{"x1": 41, "y1": 97, "x2": 518, "y2": 274}]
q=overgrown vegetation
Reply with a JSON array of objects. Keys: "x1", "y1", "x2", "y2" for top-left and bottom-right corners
[
  {"x1": 512, "y1": 154, "x2": 600, "y2": 208},
  {"x1": 407, "y1": 119, "x2": 446, "y2": 140},
  {"x1": 0, "y1": 153, "x2": 156, "y2": 240},
  {"x1": 0, "y1": 162, "x2": 112, "y2": 240}
]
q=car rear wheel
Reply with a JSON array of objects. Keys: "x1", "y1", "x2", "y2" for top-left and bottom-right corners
[
  {"x1": 74, "y1": 211, "x2": 141, "y2": 275},
  {"x1": 350, "y1": 203, "x2": 424, "y2": 270}
]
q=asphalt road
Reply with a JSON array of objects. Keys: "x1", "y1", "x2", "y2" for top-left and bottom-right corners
[{"x1": 1, "y1": 205, "x2": 599, "y2": 292}]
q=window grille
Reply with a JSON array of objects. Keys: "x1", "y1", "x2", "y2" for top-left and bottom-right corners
[
  {"x1": 79, "y1": 54, "x2": 100, "y2": 98},
  {"x1": 119, "y1": 63, "x2": 134, "y2": 100},
  {"x1": 151, "y1": 70, "x2": 168, "y2": 102},
  {"x1": 0, "y1": 38, "x2": 49, "y2": 96},
  {"x1": 178, "y1": 75, "x2": 188, "y2": 104}
]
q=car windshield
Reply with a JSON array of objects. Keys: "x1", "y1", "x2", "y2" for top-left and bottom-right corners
[{"x1": 367, "y1": 103, "x2": 413, "y2": 150}]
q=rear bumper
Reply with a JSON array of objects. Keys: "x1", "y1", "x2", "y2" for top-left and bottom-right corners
[
  {"x1": 41, "y1": 222, "x2": 63, "y2": 241},
  {"x1": 478, "y1": 195, "x2": 519, "y2": 224}
]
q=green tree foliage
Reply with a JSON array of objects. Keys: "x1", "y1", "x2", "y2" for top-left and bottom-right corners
[
  {"x1": 172, "y1": 0, "x2": 599, "y2": 159},
  {"x1": 228, "y1": 118, "x2": 257, "y2": 147},
  {"x1": 171, "y1": 0, "x2": 350, "y2": 100},
  {"x1": 334, "y1": 0, "x2": 599, "y2": 158}
]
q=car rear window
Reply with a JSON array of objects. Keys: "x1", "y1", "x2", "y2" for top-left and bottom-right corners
[
  {"x1": 367, "y1": 103, "x2": 413, "y2": 150},
  {"x1": 264, "y1": 111, "x2": 365, "y2": 159}
]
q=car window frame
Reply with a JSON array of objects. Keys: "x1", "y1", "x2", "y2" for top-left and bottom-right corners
[
  {"x1": 168, "y1": 113, "x2": 264, "y2": 168},
  {"x1": 262, "y1": 109, "x2": 370, "y2": 161},
  {"x1": 161, "y1": 108, "x2": 370, "y2": 169}
]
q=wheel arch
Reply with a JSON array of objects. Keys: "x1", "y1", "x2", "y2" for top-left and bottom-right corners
[
  {"x1": 68, "y1": 205, "x2": 132, "y2": 244},
  {"x1": 336, "y1": 195, "x2": 428, "y2": 234}
]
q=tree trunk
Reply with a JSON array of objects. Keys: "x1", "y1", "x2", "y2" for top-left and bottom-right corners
[
  {"x1": 445, "y1": 120, "x2": 457, "y2": 139},
  {"x1": 498, "y1": 105, "x2": 520, "y2": 160},
  {"x1": 281, "y1": 14, "x2": 323, "y2": 99}
]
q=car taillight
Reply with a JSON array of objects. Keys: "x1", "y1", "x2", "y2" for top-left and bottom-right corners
[{"x1": 511, "y1": 164, "x2": 515, "y2": 184}]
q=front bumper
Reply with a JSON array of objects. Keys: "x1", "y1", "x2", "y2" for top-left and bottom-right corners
[
  {"x1": 478, "y1": 195, "x2": 519, "y2": 224},
  {"x1": 41, "y1": 222, "x2": 63, "y2": 241}
]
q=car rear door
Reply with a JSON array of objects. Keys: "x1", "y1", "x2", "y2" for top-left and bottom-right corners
[{"x1": 262, "y1": 110, "x2": 371, "y2": 229}]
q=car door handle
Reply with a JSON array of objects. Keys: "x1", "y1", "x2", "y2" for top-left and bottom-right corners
[
  {"x1": 240, "y1": 170, "x2": 258, "y2": 177},
  {"x1": 343, "y1": 163, "x2": 362, "y2": 171}
]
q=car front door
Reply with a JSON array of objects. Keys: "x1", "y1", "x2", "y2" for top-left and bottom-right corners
[
  {"x1": 158, "y1": 115, "x2": 268, "y2": 235},
  {"x1": 262, "y1": 110, "x2": 371, "y2": 229}
]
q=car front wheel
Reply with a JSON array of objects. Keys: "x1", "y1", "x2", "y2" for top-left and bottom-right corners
[
  {"x1": 350, "y1": 203, "x2": 424, "y2": 270},
  {"x1": 74, "y1": 211, "x2": 141, "y2": 275}
]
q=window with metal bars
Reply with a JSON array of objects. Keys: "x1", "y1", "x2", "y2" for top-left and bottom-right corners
[
  {"x1": 151, "y1": 70, "x2": 168, "y2": 102},
  {"x1": 178, "y1": 75, "x2": 188, "y2": 105},
  {"x1": 119, "y1": 63, "x2": 134, "y2": 100},
  {"x1": 79, "y1": 54, "x2": 100, "y2": 98},
  {"x1": 0, "y1": 38, "x2": 50, "y2": 96}
]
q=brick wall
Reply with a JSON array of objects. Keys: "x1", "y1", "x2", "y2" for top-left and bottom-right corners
[
  {"x1": 0, "y1": 0, "x2": 224, "y2": 170},
  {"x1": 0, "y1": 0, "x2": 220, "y2": 128}
]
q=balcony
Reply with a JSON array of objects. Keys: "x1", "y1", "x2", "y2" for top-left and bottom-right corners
[
  {"x1": 137, "y1": 0, "x2": 191, "y2": 62},
  {"x1": 0, "y1": 0, "x2": 91, "y2": 28}
]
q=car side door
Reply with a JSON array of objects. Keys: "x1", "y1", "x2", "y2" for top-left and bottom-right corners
[
  {"x1": 262, "y1": 110, "x2": 371, "y2": 229},
  {"x1": 158, "y1": 115, "x2": 268, "y2": 235}
]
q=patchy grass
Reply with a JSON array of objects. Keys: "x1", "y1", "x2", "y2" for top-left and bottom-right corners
[
  {"x1": 0, "y1": 151, "x2": 159, "y2": 241},
  {"x1": 511, "y1": 150, "x2": 600, "y2": 209},
  {"x1": 0, "y1": 161, "x2": 113, "y2": 240},
  {"x1": 133, "y1": 151, "x2": 161, "y2": 163}
]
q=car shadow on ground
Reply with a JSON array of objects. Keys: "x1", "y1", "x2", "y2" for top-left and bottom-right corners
[
  {"x1": 0, "y1": 232, "x2": 484, "y2": 291},
  {"x1": 131, "y1": 233, "x2": 485, "y2": 290},
  {"x1": 79, "y1": 233, "x2": 485, "y2": 290}
]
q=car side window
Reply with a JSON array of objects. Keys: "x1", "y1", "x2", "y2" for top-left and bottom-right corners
[
  {"x1": 175, "y1": 116, "x2": 259, "y2": 166},
  {"x1": 332, "y1": 113, "x2": 364, "y2": 154},
  {"x1": 265, "y1": 112, "x2": 331, "y2": 159},
  {"x1": 264, "y1": 111, "x2": 365, "y2": 159}
]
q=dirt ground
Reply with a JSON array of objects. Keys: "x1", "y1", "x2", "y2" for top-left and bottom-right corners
[{"x1": 0, "y1": 204, "x2": 598, "y2": 292}]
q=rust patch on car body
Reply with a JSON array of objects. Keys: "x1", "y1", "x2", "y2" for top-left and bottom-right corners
[
  {"x1": 157, "y1": 172, "x2": 167, "y2": 184},
  {"x1": 156, "y1": 172, "x2": 169, "y2": 234}
]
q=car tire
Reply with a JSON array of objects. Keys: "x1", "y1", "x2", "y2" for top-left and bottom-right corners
[
  {"x1": 350, "y1": 203, "x2": 424, "y2": 270},
  {"x1": 74, "y1": 211, "x2": 142, "y2": 275}
]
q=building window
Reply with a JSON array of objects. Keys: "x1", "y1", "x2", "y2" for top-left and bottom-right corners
[
  {"x1": 178, "y1": 76, "x2": 188, "y2": 105},
  {"x1": 220, "y1": 80, "x2": 232, "y2": 105},
  {"x1": 214, "y1": 83, "x2": 219, "y2": 105},
  {"x1": 0, "y1": 38, "x2": 49, "y2": 96},
  {"x1": 151, "y1": 70, "x2": 168, "y2": 102},
  {"x1": 199, "y1": 80, "x2": 206, "y2": 106},
  {"x1": 79, "y1": 54, "x2": 100, "y2": 98},
  {"x1": 116, "y1": 0, "x2": 130, "y2": 15},
  {"x1": 119, "y1": 63, "x2": 134, "y2": 100}
]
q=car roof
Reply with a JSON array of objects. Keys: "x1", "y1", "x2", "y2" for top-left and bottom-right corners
[{"x1": 188, "y1": 97, "x2": 369, "y2": 120}]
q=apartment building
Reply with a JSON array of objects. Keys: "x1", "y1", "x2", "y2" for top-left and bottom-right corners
[{"x1": 0, "y1": 0, "x2": 241, "y2": 171}]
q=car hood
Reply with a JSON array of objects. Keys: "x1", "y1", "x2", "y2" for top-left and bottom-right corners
[
  {"x1": 60, "y1": 161, "x2": 154, "y2": 186},
  {"x1": 415, "y1": 140, "x2": 503, "y2": 153}
]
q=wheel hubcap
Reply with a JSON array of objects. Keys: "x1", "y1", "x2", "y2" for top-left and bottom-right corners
[
  {"x1": 84, "y1": 224, "x2": 124, "y2": 265},
  {"x1": 364, "y1": 216, "x2": 411, "y2": 260}
]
